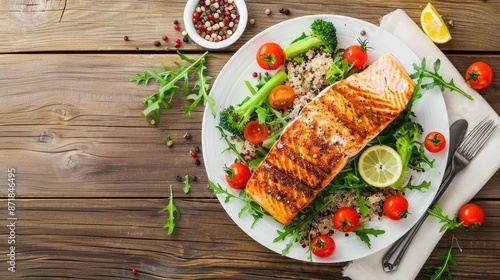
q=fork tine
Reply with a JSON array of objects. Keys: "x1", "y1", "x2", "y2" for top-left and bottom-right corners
[{"x1": 458, "y1": 118, "x2": 498, "y2": 159}]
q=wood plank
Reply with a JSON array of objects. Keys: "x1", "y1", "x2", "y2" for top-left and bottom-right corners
[
  {"x1": 1, "y1": 198, "x2": 498, "y2": 279},
  {"x1": 0, "y1": 1, "x2": 498, "y2": 53}
]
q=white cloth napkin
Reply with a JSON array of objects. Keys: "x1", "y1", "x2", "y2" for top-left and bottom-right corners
[{"x1": 343, "y1": 9, "x2": 500, "y2": 280}]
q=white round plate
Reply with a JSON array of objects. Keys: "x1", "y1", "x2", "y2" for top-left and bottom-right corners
[{"x1": 201, "y1": 15, "x2": 449, "y2": 262}]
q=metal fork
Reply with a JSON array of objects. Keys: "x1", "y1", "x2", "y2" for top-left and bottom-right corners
[{"x1": 382, "y1": 117, "x2": 498, "y2": 272}]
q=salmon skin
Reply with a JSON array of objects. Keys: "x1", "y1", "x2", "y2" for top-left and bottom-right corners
[{"x1": 245, "y1": 53, "x2": 415, "y2": 225}]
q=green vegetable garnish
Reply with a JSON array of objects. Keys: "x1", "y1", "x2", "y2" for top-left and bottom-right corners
[
  {"x1": 283, "y1": 19, "x2": 338, "y2": 59},
  {"x1": 131, "y1": 50, "x2": 215, "y2": 125},
  {"x1": 159, "y1": 186, "x2": 180, "y2": 235}
]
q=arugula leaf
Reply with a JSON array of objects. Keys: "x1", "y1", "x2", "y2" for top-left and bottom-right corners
[
  {"x1": 423, "y1": 234, "x2": 458, "y2": 280},
  {"x1": 427, "y1": 204, "x2": 462, "y2": 232},
  {"x1": 215, "y1": 126, "x2": 247, "y2": 164},
  {"x1": 131, "y1": 51, "x2": 214, "y2": 126},
  {"x1": 208, "y1": 180, "x2": 268, "y2": 227},
  {"x1": 183, "y1": 175, "x2": 191, "y2": 194},
  {"x1": 353, "y1": 224, "x2": 385, "y2": 249},
  {"x1": 159, "y1": 186, "x2": 180, "y2": 235},
  {"x1": 410, "y1": 58, "x2": 473, "y2": 100}
]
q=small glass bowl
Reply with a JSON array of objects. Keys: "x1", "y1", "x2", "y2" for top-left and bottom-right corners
[{"x1": 183, "y1": 0, "x2": 248, "y2": 49}]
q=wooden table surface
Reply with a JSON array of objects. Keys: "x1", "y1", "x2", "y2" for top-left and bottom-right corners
[{"x1": 1, "y1": 1, "x2": 498, "y2": 279}]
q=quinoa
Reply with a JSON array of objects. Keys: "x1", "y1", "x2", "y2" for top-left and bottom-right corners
[{"x1": 285, "y1": 49, "x2": 333, "y2": 119}]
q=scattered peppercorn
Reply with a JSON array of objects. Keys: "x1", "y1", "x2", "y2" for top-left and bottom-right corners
[
  {"x1": 174, "y1": 19, "x2": 179, "y2": 25},
  {"x1": 176, "y1": 175, "x2": 183, "y2": 182},
  {"x1": 183, "y1": 132, "x2": 192, "y2": 139},
  {"x1": 166, "y1": 140, "x2": 174, "y2": 147},
  {"x1": 183, "y1": 36, "x2": 189, "y2": 43},
  {"x1": 154, "y1": 40, "x2": 161, "y2": 47},
  {"x1": 131, "y1": 269, "x2": 137, "y2": 275},
  {"x1": 252, "y1": 72, "x2": 258, "y2": 78},
  {"x1": 190, "y1": 150, "x2": 197, "y2": 157},
  {"x1": 174, "y1": 24, "x2": 180, "y2": 31},
  {"x1": 195, "y1": 159, "x2": 201, "y2": 165},
  {"x1": 279, "y1": 8, "x2": 290, "y2": 15},
  {"x1": 360, "y1": 30, "x2": 366, "y2": 36},
  {"x1": 162, "y1": 35, "x2": 168, "y2": 41},
  {"x1": 194, "y1": 146, "x2": 200, "y2": 153},
  {"x1": 265, "y1": 9, "x2": 271, "y2": 15},
  {"x1": 249, "y1": 18, "x2": 256, "y2": 25},
  {"x1": 448, "y1": 20, "x2": 454, "y2": 27},
  {"x1": 123, "y1": 35, "x2": 129, "y2": 41}
]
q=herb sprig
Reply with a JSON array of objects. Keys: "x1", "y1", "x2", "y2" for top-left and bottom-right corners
[
  {"x1": 427, "y1": 204, "x2": 462, "y2": 232},
  {"x1": 131, "y1": 51, "x2": 215, "y2": 125},
  {"x1": 423, "y1": 235, "x2": 458, "y2": 280},
  {"x1": 410, "y1": 58, "x2": 473, "y2": 100},
  {"x1": 159, "y1": 186, "x2": 180, "y2": 235}
]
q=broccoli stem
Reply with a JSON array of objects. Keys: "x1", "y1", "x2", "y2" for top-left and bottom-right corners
[
  {"x1": 283, "y1": 37, "x2": 324, "y2": 60},
  {"x1": 235, "y1": 69, "x2": 288, "y2": 119}
]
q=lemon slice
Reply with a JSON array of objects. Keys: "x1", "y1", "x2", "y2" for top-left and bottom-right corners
[
  {"x1": 420, "y1": 2, "x2": 452, "y2": 44},
  {"x1": 358, "y1": 145, "x2": 403, "y2": 188}
]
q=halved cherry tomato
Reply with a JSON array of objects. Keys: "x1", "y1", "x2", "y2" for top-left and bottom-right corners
[
  {"x1": 333, "y1": 207, "x2": 360, "y2": 232},
  {"x1": 342, "y1": 39, "x2": 370, "y2": 68},
  {"x1": 243, "y1": 120, "x2": 269, "y2": 144},
  {"x1": 310, "y1": 235, "x2": 335, "y2": 258},
  {"x1": 424, "y1": 131, "x2": 446, "y2": 153},
  {"x1": 458, "y1": 203, "x2": 485, "y2": 230},
  {"x1": 225, "y1": 162, "x2": 251, "y2": 189},
  {"x1": 269, "y1": 85, "x2": 296, "y2": 109},
  {"x1": 465, "y1": 62, "x2": 493, "y2": 90},
  {"x1": 256, "y1": 42, "x2": 284, "y2": 70},
  {"x1": 383, "y1": 194, "x2": 409, "y2": 220}
]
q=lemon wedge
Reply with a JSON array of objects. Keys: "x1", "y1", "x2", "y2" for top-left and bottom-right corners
[
  {"x1": 358, "y1": 145, "x2": 403, "y2": 188},
  {"x1": 420, "y1": 2, "x2": 452, "y2": 44}
]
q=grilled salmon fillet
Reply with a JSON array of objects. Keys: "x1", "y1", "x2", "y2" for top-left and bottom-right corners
[{"x1": 245, "y1": 53, "x2": 414, "y2": 224}]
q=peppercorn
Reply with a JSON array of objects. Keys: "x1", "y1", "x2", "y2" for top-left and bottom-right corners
[
  {"x1": 195, "y1": 159, "x2": 201, "y2": 165},
  {"x1": 265, "y1": 9, "x2": 271, "y2": 15},
  {"x1": 183, "y1": 132, "x2": 191, "y2": 139},
  {"x1": 194, "y1": 146, "x2": 200, "y2": 153},
  {"x1": 183, "y1": 36, "x2": 189, "y2": 43},
  {"x1": 174, "y1": 24, "x2": 180, "y2": 31},
  {"x1": 279, "y1": 8, "x2": 290, "y2": 15},
  {"x1": 190, "y1": 150, "x2": 197, "y2": 157},
  {"x1": 173, "y1": 19, "x2": 179, "y2": 25},
  {"x1": 166, "y1": 140, "x2": 174, "y2": 147},
  {"x1": 154, "y1": 40, "x2": 161, "y2": 47},
  {"x1": 360, "y1": 30, "x2": 366, "y2": 36},
  {"x1": 131, "y1": 269, "x2": 137, "y2": 275},
  {"x1": 123, "y1": 36, "x2": 129, "y2": 41},
  {"x1": 252, "y1": 72, "x2": 258, "y2": 78},
  {"x1": 176, "y1": 175, "x2": 182, "y2": 182},
  {"x1": 162, "y1": 35, "x2": 168, "y2": 41},
  {"x1": 249, "y1": 18, "x2": 256, "y2": 25}
]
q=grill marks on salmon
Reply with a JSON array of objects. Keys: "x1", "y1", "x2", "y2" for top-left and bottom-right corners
[{"x1": 245, "y1": 53, "x2": 415, "y2": 224}]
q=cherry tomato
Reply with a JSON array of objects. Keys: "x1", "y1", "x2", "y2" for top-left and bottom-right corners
[
  {"x1": 243, "y1": 120, "x2": 269, "y2": 144},
  {"x1": 342, "y1": 39, "x2": 370, "y2": 68},
  {"x1": 225, "y1": 162, "x2": 251, "y2": 189},
  {"x1": 333, "y1": 207, "x2": 360, "y2": 232},
  {"x1": 310, "y1": 235, "x2": 335, "y2": 258},
  {"x1": 424, "y1": 131, "x2": 447, "y2": 153},
  {"x1": 465, "y1": 62, "x2": 493, "y2": 90},
  {"x1": 458, "y1": 203, "x2": 485, "y2": 230},
  {"x1": 383, "y1": 194, "x2": 409, "y2": 220},
  {"x1": 256, "y1": 42, "x2": 284, "y2": 70},
  {"x1": 269, "y1": 85, "x2": 296, "y2": 109}
]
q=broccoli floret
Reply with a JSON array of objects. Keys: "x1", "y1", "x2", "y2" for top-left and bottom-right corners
[
  {"x1": 391, "y1": 121, "x2": 424, "y2": 189},
  {"x1": 283, "y1": 19, "x2": 338, "y2": 59},
  {"x1": 219, "y1": 70, "x2": 288, "y2": 137}
]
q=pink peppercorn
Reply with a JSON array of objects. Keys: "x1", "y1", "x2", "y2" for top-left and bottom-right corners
[
  {"x1": 252, "y1": 72, "x2": 258, "y2": 78},
  {"x1": 190, "y1": 151, "x2": 197, "y2": 157},
  {"x1": 193, "y1": 12, "x2": 200, "y2": 19},
  {"x1": 162, "y1": 35, "x2": 168, "y2": 41},
  {"x1": 174, "y1": 25, "x2": 180, "y2": 31}
]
